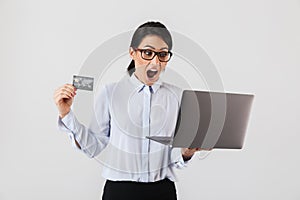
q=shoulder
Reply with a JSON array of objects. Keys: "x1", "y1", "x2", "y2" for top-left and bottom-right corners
[
  {"x1": 96, "y1": 75, "x2": 131, "y2": 98},
  {"x1": 162, "y1": 82, "x2": 182, "y2": 92},
  {"x1": 160, "y1": 82, "x2": 183, "y2": 103}
]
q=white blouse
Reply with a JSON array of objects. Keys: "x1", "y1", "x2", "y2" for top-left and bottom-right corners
[{"x1": 58, "y1": 73, "x2": 187, "y2": 182}]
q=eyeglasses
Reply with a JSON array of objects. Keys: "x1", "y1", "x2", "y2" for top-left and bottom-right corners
[{"x1": 134, "y1": 48, "x2": 173, "y2": 62}]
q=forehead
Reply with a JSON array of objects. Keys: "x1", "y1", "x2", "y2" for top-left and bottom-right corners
[{"x1": 138, "y1": 35, "x2": 168, "y2": 49}]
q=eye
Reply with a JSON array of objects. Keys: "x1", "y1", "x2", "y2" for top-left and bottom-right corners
[
  {"x1": 143, "y1": 49, "x2": 154, "y2": 56},
  {"x1": 159, "y1": 51, "x2": 168, "y2": 57}
]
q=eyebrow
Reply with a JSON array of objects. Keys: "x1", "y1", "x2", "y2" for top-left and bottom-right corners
[{"x1": 143, "y1": 45, "x2": 169, "y2": 50}]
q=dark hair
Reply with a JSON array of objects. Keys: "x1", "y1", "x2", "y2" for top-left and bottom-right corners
[{"x1": 127, "y1": 21, "x2": 173, "y2": 76}]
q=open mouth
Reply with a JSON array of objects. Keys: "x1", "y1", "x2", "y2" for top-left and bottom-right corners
[{"x1": 146, "y1": 69, "x2": 158, "y2": 79}]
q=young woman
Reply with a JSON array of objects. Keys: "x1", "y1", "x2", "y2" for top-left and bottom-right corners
[{"x1": 54, "y1": 21, "x2": 200, "y2": 200}]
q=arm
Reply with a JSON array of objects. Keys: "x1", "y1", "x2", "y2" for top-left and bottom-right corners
[{"x1": 55, "y1": 84, "x2": 110, "y2": 158}]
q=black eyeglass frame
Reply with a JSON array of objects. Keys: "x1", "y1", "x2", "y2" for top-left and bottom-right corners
[{"x1": 134, "y1": 48, "x2": 173, "y2": 62}]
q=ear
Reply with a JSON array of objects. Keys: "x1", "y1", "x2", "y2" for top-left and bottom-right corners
[{"x1": 129, "y1": 47, "x2": 135, "y2": 59}]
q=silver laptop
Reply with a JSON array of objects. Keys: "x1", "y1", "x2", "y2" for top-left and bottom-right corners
[{"x1": 147, "y1": 90, "x2": 254, "y2": 149}]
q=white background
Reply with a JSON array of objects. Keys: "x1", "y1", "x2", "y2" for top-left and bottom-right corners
[{"x1": 0, "y1": 0, "x2": 299, "y2": 199}]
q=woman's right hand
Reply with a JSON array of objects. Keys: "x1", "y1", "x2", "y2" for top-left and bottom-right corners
[{"x1": 53, "y1": 84, "x2": 77, "y2": 118}]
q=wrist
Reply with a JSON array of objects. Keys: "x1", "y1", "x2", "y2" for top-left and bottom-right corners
[{"x1": 59, "y1": 110, "x2": 70, "y2": 119}]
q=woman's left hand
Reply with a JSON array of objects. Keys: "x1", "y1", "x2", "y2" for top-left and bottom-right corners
[{"x1": 181, "y1": 148, "x2": 212, "y2": 161}]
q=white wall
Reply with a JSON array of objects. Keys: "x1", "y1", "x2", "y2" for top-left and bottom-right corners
[{"x1": 0, "y1": 0, "x2": 299, "y2": 199}]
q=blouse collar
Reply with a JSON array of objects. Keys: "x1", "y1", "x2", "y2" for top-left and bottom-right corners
[{"x1": 129, "y1": 73, "x2": 162, "y2": 93}]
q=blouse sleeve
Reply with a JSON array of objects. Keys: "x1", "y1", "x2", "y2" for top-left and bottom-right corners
[{"x1": 57, "y1": 85, "x2": 111, "y2": 158}]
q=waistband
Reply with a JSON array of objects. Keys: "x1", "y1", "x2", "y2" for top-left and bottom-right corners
[{"x1": 106, "y1": 178, "x2": 173, "y2": 185}]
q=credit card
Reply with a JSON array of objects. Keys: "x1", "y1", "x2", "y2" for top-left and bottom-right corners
[{"x1": 73, "y1": 75, "x2": 94, "y2": 91}]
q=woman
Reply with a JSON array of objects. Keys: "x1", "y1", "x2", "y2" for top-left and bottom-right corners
[{"x1": 54, "y1": 21, "x2": 200, "y2": 200}]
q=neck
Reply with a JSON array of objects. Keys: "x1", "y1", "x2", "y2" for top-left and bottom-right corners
[{"x1": 133, "y1": 72, "x2": 154, "y2": 86}]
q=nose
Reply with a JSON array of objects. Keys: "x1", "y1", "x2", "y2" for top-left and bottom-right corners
[{"x1": 150, "y1": 54, "x2": 160, "y2": 65}]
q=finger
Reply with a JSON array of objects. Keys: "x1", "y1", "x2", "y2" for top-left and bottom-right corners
[
  {"x1": 61, "y1": 85, "x2": 77, "y2": 95},
  {"x1": 55, "y1": 94, "x2": 73, "y2": 104},
  {"x1": 185, "y1": 149, "x2": 198, "y2": 154},
  {"x1": 61, "y1": 91, "x2": 74, "y2": 99},
  {"x1": 64, "y1": 84, "x2": 77, "y2": 91},
  {"x1": 56, "y1": 94, "x2": 73, "y2": 102},
  {"x1": 187, "y1": 148, "x2": 196, "y2": 151},
  {"x1": 55, "y1": 84, "x2": 76, "y2": 95},
  {"x1": 62, "y1": 85, "x2": 76, "y2": 95},
  {"x1": 54, "y1": 89, "x2": 74, "y2": 99},
  {"x1": 62, "y1": 88, "x2": 76, "y2": 97},
  {"x1": 192, "y1": 148, "x2": 200, "y2": 151},
  {"x1": 54, "y1": 91, "x2": 74, "y2": 102}
]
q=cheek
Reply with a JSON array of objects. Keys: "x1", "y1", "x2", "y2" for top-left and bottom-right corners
[
  {"x1": 134, "y1": 60, "x2": 146, "y2": 73},
  {"x1": 134, "y1": 57, "x2": 149, "y2": 67}
]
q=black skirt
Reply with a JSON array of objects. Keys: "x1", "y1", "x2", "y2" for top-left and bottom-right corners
[{"x1": 102, "y1": 178, "x2": 177, "y2": 200}]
